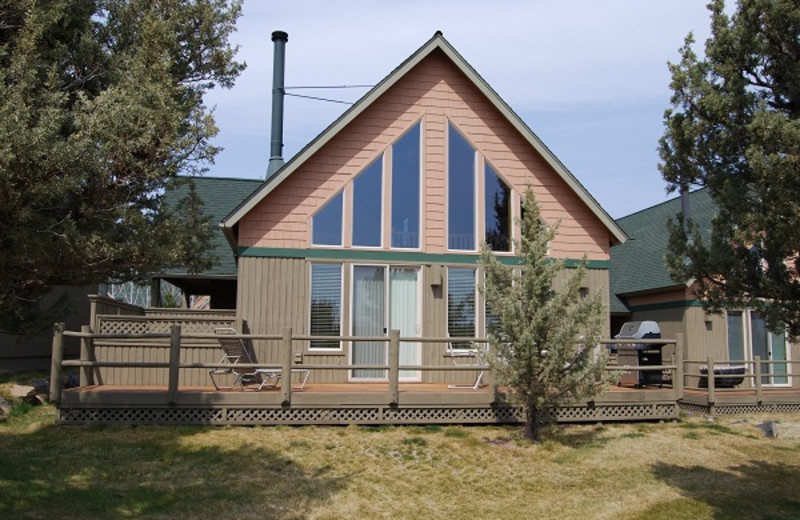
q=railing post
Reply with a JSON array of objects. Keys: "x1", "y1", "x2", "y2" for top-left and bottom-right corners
[
  {"x1": 167, "y1": 324, "x2": 181, "y2": 405},
  {"x1": 50, "y1": 323, "x2": 65, "y2": 405},
  {"x1": 388, "y1": 329, "x2": 400, "y2": 405},
  {"x1": 754, "y1": 356, "x2": 763, "y2": 403},
  {"x1": 79, "y1": 325, "x2": 95, "y2": 387},
  {"x1": 282, "y1": 327, "x2": 292, "y2": 405},
  {"x1": 706, "y1": 356, "x2": 715, "y2": 414},
  {"x1": 89, "y1": 296, "x2": 98, "y2": 332},
  {"x1": 674, "y1": 334, "x2": 684, "y2": 400}
]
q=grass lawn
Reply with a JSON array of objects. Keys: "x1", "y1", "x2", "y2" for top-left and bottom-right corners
[{"x1": 2, "y1": 372, "x2": 800, "y2": 519}]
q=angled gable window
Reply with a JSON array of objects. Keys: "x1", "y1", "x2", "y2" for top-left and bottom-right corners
[
  {"x1": 352, "y1": 156, "x2": 383, "y2": 247},
  {"x1": 392, "y1": 123, "x2": 421, "y2": 249},
  {"x1": 448, "y1": 124, "x2": 476, "y2": 250},
  {"x1": 311, "y1": 191, "x2": 343, "y2": 246},
  {"x1": 485, "y1": 163, "x2": 511, "y2": 252}
]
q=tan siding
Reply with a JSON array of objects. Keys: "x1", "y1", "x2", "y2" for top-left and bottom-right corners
[{"x1": 237, "y1": 257, "x2": 348, "y2": 384}]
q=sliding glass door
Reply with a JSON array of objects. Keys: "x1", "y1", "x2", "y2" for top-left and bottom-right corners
[{"x1": 351, "y1": 266, "x2": 420, "y2": 381}]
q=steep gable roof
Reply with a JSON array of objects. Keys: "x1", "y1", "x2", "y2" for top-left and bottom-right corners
[
  {"x1": 221, "y1": 31, "x2": 626, "y2": 246},
  {"x1": 611, "y1": 188, "x2": 717, "y2": 304}
]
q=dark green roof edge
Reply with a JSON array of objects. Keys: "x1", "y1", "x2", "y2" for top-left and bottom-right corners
[{"x1": 236, "y1": 246, "x2": 610, "y2": 269}]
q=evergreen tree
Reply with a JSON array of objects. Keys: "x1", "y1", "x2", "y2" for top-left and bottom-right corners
[
  {"x1": 0, "y1": 0, "x2": 243, "y2": 333},
  {"x1": 480, "y1": 189, "x2": 607, "y2": 441},
  {"x1": 659, "y1": 0, "x2": 800, "y2": 335}
]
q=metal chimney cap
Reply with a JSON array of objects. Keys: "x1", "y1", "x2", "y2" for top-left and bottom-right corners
[{"x1": 272, "y1": 30, "x2": 288, "y2": 42}]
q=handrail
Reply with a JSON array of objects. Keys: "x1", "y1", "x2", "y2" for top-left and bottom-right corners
[{"x1": 49, "y1": 324, "x2": 684, "y2": 406}]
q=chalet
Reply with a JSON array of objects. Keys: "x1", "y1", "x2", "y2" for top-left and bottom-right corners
[
  {"x1": 219, "y1": 31, "x2": 625, "y2": 385},
  {"x1": 55, "y1": 32, "x2": 798, "y2": 426}
]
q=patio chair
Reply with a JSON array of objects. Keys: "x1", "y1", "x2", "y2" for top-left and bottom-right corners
[
  {"x1": 210, "y1": 328, "x2": 309, "y2": 391},
  {"x1": 447, "y1": 347, "x2": 487, "y2": 390}
]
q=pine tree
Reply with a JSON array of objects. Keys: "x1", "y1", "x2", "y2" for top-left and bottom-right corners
[
  {"x1": 0, "y1": 0, "x2": 243, "y2": 333},
  {"x1": 659, "y1": 0, "x2": 800, "y2": 335},
  {"x1": 480, "y1": 189, "x2": 607, "y2": 441}
]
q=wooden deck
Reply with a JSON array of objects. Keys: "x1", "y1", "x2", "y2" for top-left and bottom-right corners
[
  {"x1": 48, "y1": 317, "x2": 800, "y2": 426},
  {"x1": 56, "y1": 382, "x2": 684, "y2": 426}
]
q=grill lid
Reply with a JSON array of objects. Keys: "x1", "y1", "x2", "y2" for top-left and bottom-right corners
[{"x1": 615, "y1": 321, "x2": 661, "y2": 339}]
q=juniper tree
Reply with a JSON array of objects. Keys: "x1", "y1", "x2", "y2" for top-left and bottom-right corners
[
  {"x1": 0, "y1": 0, "x2": 243, "y2": 333},
  {"x1": 659, "y1": 0, "x2": 800, "y2": 336},
  {"x1": 480, "y1": 189, "x2": 607, "y2": 441}
]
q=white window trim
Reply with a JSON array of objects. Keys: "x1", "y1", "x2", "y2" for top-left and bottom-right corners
[{"x1": 308, "y1": 262, "x2": 344, "y2": 352}]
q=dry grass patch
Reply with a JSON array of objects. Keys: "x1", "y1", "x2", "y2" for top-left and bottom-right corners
[{"x1": 1, "y1": 373, "x2": 799, "y2": 519}]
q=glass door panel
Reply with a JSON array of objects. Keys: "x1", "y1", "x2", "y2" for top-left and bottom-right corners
[
  {"x1": 351, "y1": 266, "x2": 386, "y2": 379},
  {"x1": 390, "y1": 268, "x2": 420, "y2": 381},
  {"x1": 751, "y1": 314, "x2": 770, "y2": 385},
  {"x1": 770, "y1": 329, "x2": 789, "y2": 385},
  {"x1": 751, "y1": 313, "x2": 790, "y2": 385}
]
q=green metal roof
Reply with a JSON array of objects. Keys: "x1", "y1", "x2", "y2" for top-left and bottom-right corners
[
  {"x1": 161, "y1": 176, "x2": 263, "y2": 278},
  {"x1": 610, "y1": 188, "x2": 716, "y2": 313}
]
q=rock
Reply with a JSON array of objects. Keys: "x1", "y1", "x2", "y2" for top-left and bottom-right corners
[
  {"x1": 0, "y1": 396, "x2": 11, "y2": 418},
  {"x1": 758, "y1": 421, "x2": 778, "y2": 438},
  {"x1": 9, "y1": 385, "x2": 36, "y2": 399}
]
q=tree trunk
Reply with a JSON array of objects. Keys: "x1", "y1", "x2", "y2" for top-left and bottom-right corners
[{"x1": 524, "y1": 404, "x2": 542, "y2": 442}]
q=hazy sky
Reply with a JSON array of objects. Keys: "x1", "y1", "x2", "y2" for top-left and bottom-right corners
[{"x1": 204, "y1": 0, "x2": 718, "y2": 219}]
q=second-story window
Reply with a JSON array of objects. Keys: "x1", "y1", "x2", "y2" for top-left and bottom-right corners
[
  {"x1": 448, "y1": 124, "x2": 476, "y2": 251},
  {"x1": 485, "y1": 163, "x2": 511, "y2": 252},
  {"x1": 311, "y1": 191, "x2": 343, "y2": 246},
  {"x1": 352, "y1": 157, "x2": 383, "y2": 247},
  {"x1": 392, "y1": 123, "x2": 421, "y2": 248}
]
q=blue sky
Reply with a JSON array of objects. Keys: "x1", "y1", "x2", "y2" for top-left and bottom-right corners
[{"x1": 204, "y1": 0, "x2": 718, "y2": 219}]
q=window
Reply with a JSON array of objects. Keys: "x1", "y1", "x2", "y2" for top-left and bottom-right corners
[
  {"x1": 392, "y1": 123, "x2": 421, "y2": 248},
  {"x1": 485, "y1": 163, "x2": 511, "y2": 251},
  {"x1": 352, "y1": 157, "x2": 383, "y2": 247},
  {"x1": 726, "y1": 310, "x2": 790, "y2": 385},
  {"x1": 311, "y1": 191, "x2": 343, "y2": 246},
  {"x1": 448, "y1": 268, "x2": 476, "y2": 349},
  {"x1": 726, "y1": 311, "x2": 744, "y2": 361},
  {"x1": 310, "y1": 264, "x2": 342, "y2": 349},
  {"x1": 448, "y1": 124, "x2": 475, "y2": 250}
]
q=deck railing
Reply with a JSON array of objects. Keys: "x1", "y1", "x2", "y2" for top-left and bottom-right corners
[
  {"x1": 682, "y1": 357, "x2": 798, "y2": 403},
  {"x1": 50, "y1": 325, "x2": 687, "y2": 406}
]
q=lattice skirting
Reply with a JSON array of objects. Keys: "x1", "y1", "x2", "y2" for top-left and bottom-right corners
[
  {"x1": 679, "y1": 402, "x2": 800, "y2": 415},
  {"x1": 58, "y1": 402, "x2": 679, "y2": 426}
]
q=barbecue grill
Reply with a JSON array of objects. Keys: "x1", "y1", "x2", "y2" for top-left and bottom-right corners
[{"x1": 613, "y1": 321, "x2": 668, "y2": 387}]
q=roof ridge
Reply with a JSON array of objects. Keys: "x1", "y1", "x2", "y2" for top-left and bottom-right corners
[{"x1": 617, "y1": 186, "x2": 709, "y2": 222}]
